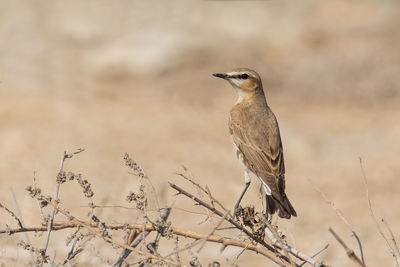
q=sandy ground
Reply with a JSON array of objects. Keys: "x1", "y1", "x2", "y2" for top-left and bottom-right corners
[{"x1": 1, "y1": 0, "x2": 400, "y2": 266}]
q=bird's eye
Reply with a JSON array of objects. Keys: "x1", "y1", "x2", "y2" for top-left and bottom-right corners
[{"x1": 240, "y1": 74, "x2": 248, "y2": 79}]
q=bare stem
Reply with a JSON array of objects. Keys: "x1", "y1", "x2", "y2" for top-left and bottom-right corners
[
  {"x1": 360, "y1": 158, "x2": 399, "y2": 267},
  {"x1": 311, "y1": 180, "x2": 364, "y2": 264},
  {"x1": 329, "y1": 228, "x2": 366, "y2": 267},
  {"x1": 0, "y1": 202, "x2": 23, "y2": 229},
  {"x1": 42, "y1": 149, "x2": 85, "y2": 266}
]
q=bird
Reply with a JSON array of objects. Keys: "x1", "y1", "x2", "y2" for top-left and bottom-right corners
[{"x1": 212, "y1": 68, "x2": 297, "y2": 219}]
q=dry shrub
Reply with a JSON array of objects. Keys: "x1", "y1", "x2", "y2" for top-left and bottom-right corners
[{"x1": 0, "y1": 149, "x2": 398, "y2": 267}]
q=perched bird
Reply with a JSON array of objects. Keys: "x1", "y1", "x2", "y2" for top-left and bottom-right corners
[{"x1": 213, "y1": 68, "x2": 297, "y2": 219}]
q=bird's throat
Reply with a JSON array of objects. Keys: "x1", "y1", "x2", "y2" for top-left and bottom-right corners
[{"x1": 235, "y1": 88, "x2": 266, "y2": 106}]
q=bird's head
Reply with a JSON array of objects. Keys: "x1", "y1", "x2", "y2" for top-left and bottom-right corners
[{"x1": 212, "y1": 68, "x2": 263, "y2": 101}]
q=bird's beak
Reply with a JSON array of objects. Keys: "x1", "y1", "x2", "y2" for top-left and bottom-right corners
[{"x1": 212, "y1": 73, "x2": 228, "y2": 80}]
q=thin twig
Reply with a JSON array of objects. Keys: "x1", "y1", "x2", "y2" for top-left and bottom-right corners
[
  {"x1": 81, "y1": 204, "x2": 213, "y2": 217},
  {"x1": 63, "y1": 242, "x2": 83, "y2": 266},
  {"x1": 263, "y1": 221, "x2": 320, "y2": 266},
  {"x1": 150, "y1": 240, "x2": 201, "y2": 266},
  {"x1": 124, "y1": 153, "x2": 160, "y2": 210},
  {"x1": 170, "y1": 182, "x2": 270, "y2": 248},
  {"x1": 176, "y1": 169, "x2": 223, "y2": 226},
  {"x1": 144, "y1": 176, "x2": 160, "y2": 211},
  {"x1": 117, "y1": 229, "x2": 151, "y2": 267},
  {"x1": 174, "y1": 237, "x2": 181, "y2": 265},
  {"x1": 0, "y1": 202, "x2": 23, "y2": 229},
  {"x1": 114, "y1": 207, "x2": 172, "y2": 267},
  {"x1": 382, "y1": 219, "x2": 400, "y2": 258},
  {"x1": 9, "y1": 188, "x2": 26, "y2": 229},
  {"x1": 176, "y1": 168, "x2": 228, "y2": 212},
  {"x1": 9, "y1": 188, "x2": 34, "y2": 262},
  {"x1": 311, "y1": 244, "x2": 329, "y2": 258},
  {"x1": 149, "y1": 210, "x2": 230, "y2": 267},
  {"x1": 311, "y1": 180, "x2": 364, "y2": 264},
  {"x1": 51, "y1": 250, "x2": 56, "y2": 265},
  {"x1": 63, "y1": 230, "x2": 81, "y2": 265},
  {"x1": 42, "y1": 148, "x2": 85, "y2": 266},
  {"x1": 42, "y1": 150, "x2": 65, "y2": 263},
  {"x1": 197, "y1": 209, "x2": 230, "y2": 253},
  {"x1": 205, "y1": 186, "x2": 216, "y2": 209},
  {"x1": 329, "y1": 228, "x2": 366, "y2": 267},
  {"x1": 360, "y1": 158, "x2": 399, "y2": 267},
  {"x1": 0, "y1": 225, "x2": 72, "y2": 234},
  {"x1": 33, "y1": 172, "x2": 45, "y2": 220},
  {"x1": 299, "y1": 244, "x2": 329, "y2": 267}
]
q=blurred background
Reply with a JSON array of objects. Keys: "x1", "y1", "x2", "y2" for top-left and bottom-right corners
[{"x1": 1, "y1": 0, "x2": 399, "y2": 266}]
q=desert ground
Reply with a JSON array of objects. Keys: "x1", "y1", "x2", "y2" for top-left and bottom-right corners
[{"x1": 1, "y1": 0, "x2": 400, "y2": 266}]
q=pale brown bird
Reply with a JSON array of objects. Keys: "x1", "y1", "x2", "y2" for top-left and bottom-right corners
[{"x1": 213, "y1": 68, "x2": 297, "y2": 219}]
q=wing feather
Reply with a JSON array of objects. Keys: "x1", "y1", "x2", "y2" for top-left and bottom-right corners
[{"x1": 229, "y1": 112, "x2": 286, "y2": 200}]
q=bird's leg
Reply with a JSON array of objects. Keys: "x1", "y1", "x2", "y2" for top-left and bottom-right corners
[
  {"x1": 272, "y1": 212, "x2": 279, "y2": 226},
  {"x1": 264, "y1": 194, "x2": 269, "y2": 221},
  {"x1": 233, "y1": 170, "x2": 250, "y2": 219}
]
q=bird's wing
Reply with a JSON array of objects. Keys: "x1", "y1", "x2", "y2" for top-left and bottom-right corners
[{"x1": 229, "y1": 114, "x2": 285, "y2": 200}]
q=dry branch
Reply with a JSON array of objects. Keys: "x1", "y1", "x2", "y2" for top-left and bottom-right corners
[
  {"x1": 299, "y1": 245, "x2": 329, "y2": 267},
  {"x1": 5, "y1": 149, "x2": 397, "y2": 266},
  {"x1": 176, "y1": 167, "x2": 228, "y2": 213},
  {"x1": 169, "y1": 182, "x2": 324, "y2": 267},
  {"x1": 1, "y1": 220, "x2": 285, "y2": 264},
  {"x1": 39, "y1": 195, "x2": 185, "y2": 267},
  {"x1": 114, "y1": 207, "x2": 172, "y2": 267},
  {"x1": 43, "y1": 148, "x2": 85, "y2": 265},
  {"x1": 32, "y1": 172, "x2": 46, "y2": 221},
  {"x1": 360, "y1": 158, "x2": 399, "y2": 267},
  {"x1": 197, "y1": 209, "x2": 231, "y2": 254},
  {"x1": 329, "y1": 228, "x2": 366, "y2": 267},
  {"x1": 382, "y1": 219, "x2": 400, "y2": 259},
  {"x1": 0, "y1": 202, "x2": 23, "y2": 229},
  {"x1": 124, "y1": 153, "x2": 160, "y2": 210},
  {"x1": 263, "y1": 220, "x2": 294, "y2": 266},
  {"x1": 311, "y1": 181, "x2": 364, "y2": 264}
]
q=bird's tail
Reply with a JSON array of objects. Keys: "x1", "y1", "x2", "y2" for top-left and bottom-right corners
[{"x1": 266, "y1": 194, "x2": 297, "y2": 219}]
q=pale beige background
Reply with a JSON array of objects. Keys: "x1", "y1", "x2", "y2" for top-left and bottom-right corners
[{"x1": 1, "y1": 0, "x2": 400, "y2": 266}]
